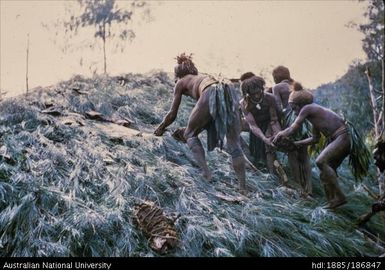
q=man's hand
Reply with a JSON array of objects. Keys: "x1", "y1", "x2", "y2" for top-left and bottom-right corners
[
  {"x1": 263, "y1": 137, "x2": 275, "y2": 148},
  {"x1": 154, "y1": 125, "x2": 166, "y2": 136},
  {"x1": 293, "y1": 141, "x2": 302, "y2": 149},
  {"x1": 273, "y1": 131, "x2": 285, "y2": 144}
]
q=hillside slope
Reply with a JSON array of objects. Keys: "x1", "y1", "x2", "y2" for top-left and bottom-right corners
[{"x1": 0, "y1": 72, "x2": 384, "y2": 257}]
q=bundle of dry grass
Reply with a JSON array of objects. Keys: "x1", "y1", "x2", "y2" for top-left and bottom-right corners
[{"x1": 134, "y1": 201, "x2": 179, "y2": 254}]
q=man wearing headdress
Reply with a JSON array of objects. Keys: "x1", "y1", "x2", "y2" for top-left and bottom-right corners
[
  {"x1": 271, "y1": 66, "x2": 313, "y2": 196},
  {"x1": 273, "y1": 83, "x2": 370, "y2": 209},
  {"x1": 154, "y1": 53, "x2": 246, "y2": 192},
  {"x1": 239, "y1": 75, "x2": 282, "y2": 177}
]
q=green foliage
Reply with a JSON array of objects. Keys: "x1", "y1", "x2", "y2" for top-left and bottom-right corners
[
  {"x1": 347, "y1": 122, "x2": 372, "y2": 181},
  {"x1": 314, "y1": 61, "x2": 382, "y2": 136},
  {"x1": 358, "y1": 0, "x2": 384, "y2": 62},
  {"x1": 308, "y1": 133, "x2": 327, "y2": 158},
  {"x1": 284, "y1": 109, "x2": 312, "y2": 140},
  {"x1": 0, "y1": 72, "x2": 383, "y2": 257}
]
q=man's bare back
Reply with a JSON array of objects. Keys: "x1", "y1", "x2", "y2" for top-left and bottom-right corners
[
  {"x1": 272, "y1": 81, "x2": 291, "y2": 112},
  {"x1": 154, "y1": 53, "x2": 246, "y2": 191},
  {"x1": 293, "y1": 103, "x2": 345, "y2": 138},
  {"x1": 175, "y1": 75, "x2": 207, "y2": 100}
]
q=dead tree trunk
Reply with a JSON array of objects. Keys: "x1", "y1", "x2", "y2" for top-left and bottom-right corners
[
  {"x1": 382, "y1": 48, "x2": 385, "y2": 196},
  {"x1": 102, "y1": 22, "x2": 107, "y2": 75},
  {"x1": 366, "y1": 67, "x2": 380, "y2": 138},
  {"x1": 26, "y1": 33, "x2": 30, "y2": 95},
  {"x1": 367, "y1": 66, "x2": 385, "y2": 195},
  {"x1": 383, "y1": 47, "x2": 385, "y2": 129}
]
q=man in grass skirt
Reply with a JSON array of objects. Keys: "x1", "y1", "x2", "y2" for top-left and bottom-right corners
[
  {"x1": 273, "y1": 83, "x2": 370, "y2": 209},
  {"x1": 154, "y1": 53, "x2": 246, "y2": 192}
]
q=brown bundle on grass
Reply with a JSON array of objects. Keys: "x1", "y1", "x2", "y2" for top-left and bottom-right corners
[{"x1": 133, "y1": 201, "x2": 179, "y2": 254}]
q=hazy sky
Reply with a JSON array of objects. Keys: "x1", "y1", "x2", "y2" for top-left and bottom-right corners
[{"x1": 1, "y1": 0, "x2": 367, "y2": 97}]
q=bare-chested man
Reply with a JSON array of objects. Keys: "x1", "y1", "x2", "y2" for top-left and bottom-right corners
[
  {"x1": 273, "y1": 83, "x2": 369, "y2": 209},
  {"x1": 239, "y1": 75, "x2": 281, "y2": 177},
  {"x1": 154, "y1": 53, "x2": 246, "y2": 191},
  {"x1": 272, "y1": 66, "x2": 312, "y2": 196}
]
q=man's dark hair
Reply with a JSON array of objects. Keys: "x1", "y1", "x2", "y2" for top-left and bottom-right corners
[
  {"x1": 272, "y1": 66, "x2": 293, "y2": 84},
  {"x1": 241, "y1": 76, "x2": 265, "y2": 96},
  {"x1": 240, "y1": 72, "x2": 256, "y2": 82},
  {"x1": 174, "y1": 53, "x2": 198, "y2": 79}
]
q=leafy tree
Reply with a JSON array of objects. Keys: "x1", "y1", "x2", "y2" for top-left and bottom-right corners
[
  {"x1": 328, "y1": 0, "x2": 384, "y2": 137},
  {"x1": 314, "y1": 61, "x2": 382, "y2": 136},
  {"x1": 357, "y1": 0, "x2": 384, "y2": 136},
  {"x1": 356, "y1": 0, "x2": 384, "y2": 196},
  {"x1": 61, "y1": 0, "x2": 149, "y2": 74},
  {"x1": 358, "y1": 0, "x2": 384, "y2": 62}
]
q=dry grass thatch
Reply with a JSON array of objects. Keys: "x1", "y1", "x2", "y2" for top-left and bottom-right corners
[{"x1": 0, "y1": 71, "x2": 383, "y2": 257}]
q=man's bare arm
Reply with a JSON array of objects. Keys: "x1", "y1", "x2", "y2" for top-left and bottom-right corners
[
  {"x1": 268, "y1": 99, "x2": 281, "y2": 135},
  {"x1": 242, "y1": 108, "x2": 273, "y2": 146},
  {"x1": 272, "y1": 85, "x2": 284, "y2": 113},
  {"x1": 294, "y1": 127, "x2": 320, "y2": 146},
  {"x1": 270, "y1": 120, "x2": 281, "y2": 135},
  {"x1": 154, "y1": 86, "x2": 183, "y2": 136}
]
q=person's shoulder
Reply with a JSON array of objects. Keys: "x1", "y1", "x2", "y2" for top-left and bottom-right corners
[
  {"x1": 264, "y1": 92, "x2": 276, "y2": 101},
  {"x1": 174, "y1": 78, "x2": 185, "y2": 89},
  {"x1": 180, "y1": 74, "x2": 199, "y2": 82},
  {"x1": 273, "y1": 81, "x2": 290, "y2": 91},
  {"x1": 174, "y1": 76, "x2": 191, "y2": 94},
  {"x1": 176, "y1": 74, "x2": 198, "y2": 87},
  {"x1": 301, "y1": 103, "x2": 318, "y2": 112}
]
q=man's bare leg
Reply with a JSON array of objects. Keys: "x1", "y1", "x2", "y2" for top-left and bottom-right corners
[
  {"x1": 298, "y1": 146, "x2": 312, "y2": 195},
  {"x1": 316, "y1": 137, "x2": 350, "y2": 208},
  {"x1": 184, "y1": 94, "x2": 212, "y2": 181},
  {"x1": 187, "y1": 137, "x2": 212, "y2": 181},
  {"x1": 319, "y1": 165, "x2": 336, "y2": 202},
  {"x1": 227, "y1": 118, "x2": 247, "y2": 192},
  {"x1": 230, "y1": 150, "x2": 246, "y2": 191},
  {"x1": 316, "y1": 147, "x2": 347, "y2": 208},
  {"x1": 288, "y1": 151, "x2": 301, "y2": 186},
  {"x1": 266, "y1": 151, "x2": 288, "y2": 184},
  {"x1": 318, "y1": 163, "x2": 346, "y2": 208},
  {"x1": 266, "y1": 152, "x2": 276, "y2": 175}
]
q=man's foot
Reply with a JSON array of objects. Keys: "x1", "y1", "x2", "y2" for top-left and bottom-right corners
[
  {"x1": 202, "y1": 171, "x2": 213, "y2": 182},
  {"x1": 239, "y1": 185, "x2": 251, "y2": 196},
  {"x1": 239, "y1": 189, "x2": 248, "y2": 196},
  {"x1": 273, "y1": 160, "x2": 288, "y2": 185},
  {"x1": 325, "y1": 198, "x2": 347, "y2": 209},
  {"x1": 300, "y1": 192, "x2": 315, "y2": 200}
]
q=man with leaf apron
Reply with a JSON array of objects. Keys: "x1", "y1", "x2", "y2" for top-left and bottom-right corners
[{"x1": 273, "y1": 83, "x2": 370, "y2": 209}]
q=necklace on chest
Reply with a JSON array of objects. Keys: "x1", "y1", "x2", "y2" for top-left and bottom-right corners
[
  {"x1": 252, "y1": 97, "x2": 264, "y2": 110},
  {"x1": 246, "y1": 92, "x2": 264, "y2": 110}
]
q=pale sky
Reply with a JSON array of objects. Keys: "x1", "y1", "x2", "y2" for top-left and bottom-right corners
[{"x1": 1, "y1": 0, "x2": 367, "y2": 98}]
